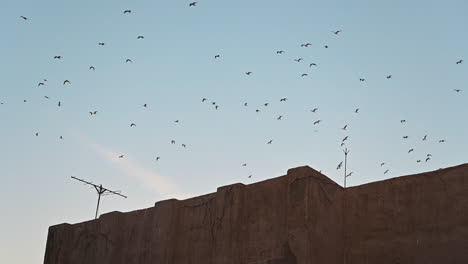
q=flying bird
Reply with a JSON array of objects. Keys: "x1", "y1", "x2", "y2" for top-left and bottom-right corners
[
  {"x1": 264, "y1": 103, "x2": 269, "y2": 106},
  {"x1": 58, "y1": 101, "x2": 61, "y2": 107},
  {"x1": 324, "y1": 45, "x2": 329, "y2": 48},
  {"x1": 267, "y1": 139, "x2": 273, "y2": 144},
  {"x1": 425, "y1": 157, "x2": 431, "y2": 162},
  {"x1": 63, "y1": 80, "x2": 71, "y2": 85},
  {"x1": 408, "y1": 149, "x2": 414, "y2": 153},
  {"x1": 276, "y1": 50, "x2": 284, "y2": 54},
  {"x1": 44, "y1": 96, "x2": 49, "y2": 99},
  {"x1": 118, "y1": 155, "x2": 124, "y2": 158},
  {"x1": 214, "y1": 55, "x2": 220, "y2": 59},
  {"x1": 456, "y1": 60, "x2": 463, "y2": 64},
  {"x1": 98, "y1": 42, "x2": 106, "y2": 46},
  {"x1": 215, "y1": 105, "x2": 219, "y2": 110},
  {"x1": 255, "y1": 109, "x2": 260, "y2": 112},
  {"x1": 189, "y1": 2, "x2": 197, "y2": 6},
  {"x1": 126, "y1": 59, "x2": 133, "y2": 63},
  {"x1": 123, "y1": 10, "x2": 132, "y2": 14},
  {"x1": 417, "y1": 160, "x2": 421, "y2": 163},
  {"x1": 242, "y1": 163, "x2": 247, "y2": 167},
  {"x1": 342, "y1": 136, "x2": 348, "y2": 142},
  {"x1": 143, "y1": 103, "x2": 148, "y2": 107},
  {"x1": 301, "y1": 43, "x2": 312, "y2": 47},
  {"x1": 359, "y1": 78, "x2": 366, "y2": 82},
  {"x1": 182, "y1": 144, "x2": 186, "y2": 148},
  {"x1": 380, "y1": 162, "x2": 386, "y2": 167},
  {"x1": 35, "y1": 132, "x2": 39, "y2": 136},
  {"x1": 294, "y1": 58, "x2": 303, "y2": 62},
  {"x1": 130, "y1": 123, "x2": 136, "y2": 127},
  {"x1": 384, "y1": 170, "x2": 389, "y2": 175},
  {"x1": 301, "y1": 73, "x2": 308, "y2": 77},
  {"x1": 336, "y1": 161, "x2": 343, "y2": 170},
  {"x1": 313, "y1": 120, "x2": 321, "y2": 125},
  {"x1": 20, "y1": 16, "x2": 28, "y2": 20},
  {"x1": 277, "y1": 116, "x2": 283, "y2": 120},
  {"x1": 346, "y1": 172, "x2": 353, "y2": 177},
  {"x1": 89, "y1": 111, "x2": 98, "y2": 115},
  {"x1": 137, "y1": 36, "x2": 144, "y2": 39},
  {"x1": 54, "y1": 56, "x2": 62, "y2": 59},
  {"x1": 60, "y1": 136, "x2": 63, "y2": 140},
  {"x1": 248, "y1": 175, "x2": 252, "y2": 178},
  {"x1": 171, "y1": 140, "x2": 176, "y2": 144},
  {"x1": 244, "y1": 103, "x2": 248, "y2": 106},
  {"x1": 245, "y1": 72, "x2": 252, "y2": 75},
  {"x1": 89, "y1": 66, "x2": 95, "y2": 71},
  {"x1": 309, "y1": 63, "x2": 317, "y2": 67},
  {"x1": 400, "y1": 120, "x2": 406, "y2": 123},
  {"x1": 453, "y1": 89, "x2": 462, "y2": 92},
  {"x1": 280, "y1": 98, "x2": 288, "y2": 102},
  {"x1": 332, "y1": 30, "x2": 342, "y2": 35},
  {"x1": 439, "y1": 139, "x2": 446, "y2": 143},
  {"x1": 386, "y1": 75, "x2": 392, "y2": 79},
  {"x1": 422, "y1": 135, "x2": 427, "y2": 141},
  {"x1": 341, "y1": 124, "x2": 348, "y2": 130},
  {"x1": 38, "y1": 82, "x2": 45, "y2": 87},
  {"x1": 403, "y1": 136, "x2": 409, "y2": 139},
  {"x1": 202, "y1": 98, "x2": 207, "y2": 102},
  {"x1": 310, "y1": 108, "x2": 319, "y2": 113},
  {"x1": 354, "y1": 108, "x2": 359, "y2": 113},
  {"x1": 156, "y1": 157, "x2": 160, "y2": 161}
]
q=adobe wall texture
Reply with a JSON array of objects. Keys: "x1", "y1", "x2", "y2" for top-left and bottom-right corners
[{"x1": 44, "y1": 164, "x2": 468, "y2": 264}]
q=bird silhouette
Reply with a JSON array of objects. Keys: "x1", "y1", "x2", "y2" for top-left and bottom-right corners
[
  {"x1": 276, "y1": 50, "x2": 284, "y2": 54},
  {"x1": 359, "y1": 78, "x2": 366, "y2": 82},
  {"x1": 63, "y1": 80, "x2": 71, "y2": 85},
  {"x1": 380, "y1": 162, "x2": 386, "y2": 167},
  {"x1": 98, "y1": 42, "x2": 106, "y2": 46},
  {"x1": 277, "y1": 116, "x2": 283, "y2": 120},
  {"x1": 182, "y1": 144, "x2": 186, "y2": 148},
  {"x1": 189, "y1": 2, "x2": 197, "y2": 6},
  {"x1": 408, "y1": 149, "x2": 414, "y2": 153},
  {"x1": 342, "y1": 136, "x2": 349, "y2": 142},
  {"x1": 400, "y1": 120, "x2": 406, "y2": 123},
  {"x1": 439, "y1": 139, "x2": 446, "y2": 143},
  {"x1": 255, "y1": 109, "x2": 260, "y2": 112},
  {"x1": 123, "y1": 10, "x2": 132, "y2": 14},
  {"x1": 354, "y1": 108, "x2": 359, "y2": 113},
  {"x1": 267, "y1": 139, "x2": 273, "y2": 144},
  {"x1": 156, "y1": 157, "x2": 160, "y2": 161},
  {"x1": 346, "y1": 172, "x2": 353, "y2": 177},
  {"x1": 280, "y1": 98, "x2": 288, "y2": 102},
  {"x1": 35, "y1": 132, "x2": 39, "y2": 136},
  {"x1": 310, "y1": 108, "x2": 319, "y2": 113},
  {"x1": 202, "y1": 98, "x2": 207, "y2": 102},
  {"x1": 425, "y1": 157, "x2": 431, "y2": 162},
  {"x1": 309, "y1": 63, "x2": 317, "y2": 67},
  {"x1": 427, "y1": 154, "x2": 432, "y2": 157},
  {"x1": 417, "y1": 160, "x2": 421, "y2": 163},
  {"x1": 248, "y1": 175, "x2": 252, "y2": 178},
  {"x1": 244, "y1": 103, "x2": 248, "y2": 106},
  {"x1": 341, "y1": 124, "x2": 348, "y2": 130},
  {"x1": 245, "y1": 72, "x2": 252, "y2": 75},
  {"x1": 54, "y1": 56, "x2": 62, "y2": 59},
  {"x1": 174, "y1": 120, "x2": 179, "y2": 123},
  {"x1": 456, "y1": 60, "x2": 463, "y2": 64},
  {"x1": 264, "y1": 103, "x2": 269, "y2": 106},
  {"x1": 171, "y1": 140, "x2": 176, "y2": 144},
  {"x1": 44, "y1": 96, "x2": 49, "y2": 99},
  {"x1": 301, "y1": 43, "x2": 312, "y2": 47},
  {"x1": 313, "y1": 120, "x2": 321, "y2": 125},
  {"x1": 126, "y1": 59, "x2": 133, "y2": 63},
  {"x1": 403, "y1": 136, "x2": 408, "y2": 139},
  {"x1": 386, "y1": 75, "x2": 392, "y2": 79},
  {"x1": 118, "y1": 155, "x2": 124, "y2": 158},
  {"x1": 20, "y1": 16, "x2": 28, "y2": 20},
  {"x1": 89, "y1": 66, "x2": 95, "y2": 71},
  {"x1": 60, "y1": 136, "x2": 63, "y2": 140},
  {"x1": 301, "y1": 73, "x2": 308, "y2": 77},
  {"x1": 58, "y1": 101, "x2": 61, "y2": 107},
  {"x1": 294, "y1": 58, "x2": 303, "y2": 62},
  {"x1": 324, "y1": 45, "x2": 329, "y2": 48},
  {"x1": 214, "y1": 55, "x2": 220, "y2": 59},
  {"x1": 332, "y1": 30, "x2": 342, "y2": 35},
  {"x1": 454, "y1": 89, "x2": 462, "y2": 92},
  {"x1": 422, "y1": 135, "x2": 427, "y2": 141},
  {"x1": 130, "y1": 123, "x2": 136, "y2": 127},
  {"x1": 384, "y1": 169, "x2": 389, "y2": 175},
  {"x1": 242, "y1": 163, "x2": 247, "y2": 167},
  {"x1": 143, "y1": 104, "x2": 148, "y2": 107},
  {"x1": 89, "y1": 111, "x2": 98, "y2": 115},
  {"x1": 38, "y1": 82, "x2": 45, "y2": 87},
  {"x1": 137, "y1": 36, "x2": 144, "y2": 39},
  {"x1": 215, "y1": 105, "x2": 219, "y2": 110},
  {"x1": 336, "y1": 161, "x2": 343, "y2": 170}
]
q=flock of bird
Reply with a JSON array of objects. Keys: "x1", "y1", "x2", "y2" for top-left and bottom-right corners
[{"x1": 10, "y1": 5, "x2": 465, "y2": 186}]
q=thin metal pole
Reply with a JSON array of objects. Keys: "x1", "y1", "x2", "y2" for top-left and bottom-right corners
[{"x1": 343, "y1": 148, "x2": 350, "y2": 188}]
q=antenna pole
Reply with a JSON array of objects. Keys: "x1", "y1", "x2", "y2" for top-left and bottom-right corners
[
  {"x1": 71, "y1": 176, "x2": 127, "y2": 220},
  {"x1": 343, "y1": 148, "x2": 350, "y2": 188}
]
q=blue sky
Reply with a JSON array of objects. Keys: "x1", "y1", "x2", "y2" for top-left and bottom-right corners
[{"x1": 1, "y1": 0, "x2": 467, "y2": 262}]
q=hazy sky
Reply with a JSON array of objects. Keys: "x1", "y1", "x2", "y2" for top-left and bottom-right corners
[{"x1": 1, "y1": 0, "x2": 467, "y2": 263}]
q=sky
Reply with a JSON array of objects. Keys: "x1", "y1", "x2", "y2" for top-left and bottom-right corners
[{"x1": 1, "y1": 0, "x2": 467, "y2": 262}]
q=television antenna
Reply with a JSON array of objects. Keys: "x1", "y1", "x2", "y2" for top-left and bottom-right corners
[
  {"x1": 71, "y1": 176, "x2": 127, "y2": 219},
  {"x1": 343, "y1": 148, "x2": 350, "y2": 188}
]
